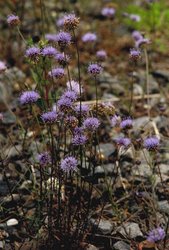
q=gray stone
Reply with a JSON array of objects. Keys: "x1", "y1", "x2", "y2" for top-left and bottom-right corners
[
  {"x1": 118, "y1": 222, "x2": 143, "y2": 238},
  {"x1": 86, "y1": 244, "x2": 98, "y2": 250},
  {"x1": 98, "y1": 143, "x2": 116, "y2": 158},
  {"x1": 97, "y1": 219, "x2": 113, "y2": 234},
  {"x1": 133, "y1": 84, "x2": 143, "y2": 95},
  {"x1": 158, "y1": 201, "x2": 169, "y2": 215},
  {"x1": 2, "y1": 111, "x2": 16, "y2": 124},
  {"x1": 152, "y1": 70, "x2": 169, "y2": 83},
  {"x1": 113, "y1": 241, "x2": 130, "y2": 250},
  {"x1": 94, "y1": 164, "x2": 115, "y2": 176},
  {"x1": 5, "y1": 145, "x2": 22, "y2": 159}
]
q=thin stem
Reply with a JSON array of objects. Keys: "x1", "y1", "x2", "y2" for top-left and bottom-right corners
[
  {"x1": 17, "y1": 26, "x2": 26, "y2": 44},
  {"x1": 144, "y1": 48, "x2": 150, "y2": 119}
]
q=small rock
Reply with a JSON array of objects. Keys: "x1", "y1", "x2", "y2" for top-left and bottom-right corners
[
  {"x1": 86, "y1": 244, "x2": 98, "y2": 250},
  {"x1": 113, "y1": 241, "x2": 130, "y2": 250},
  {"x1": 117, "y1": 222, "x2": 143, "y2": 239},
  {"x1": 97, "y1": 143, "x2": 116, "y2": 158},
  {"x1": 6, "y1": 218, "x2": 18, "y2": 227},
  {"x1": 97, "y1": 219, "x2": 113, "y2": 234},
  {"x1": 152, "y1": 70, "x2": 169, "y2": 83},
  {"x1": 158, "y1": 201, "x2": 169, "y2": 215},
  {"x1": 5, "y1": 145, "x2": 22, "y2": 159},
  {"x1": 133, "y1": 84, "x2": 143, "y2": 95}
]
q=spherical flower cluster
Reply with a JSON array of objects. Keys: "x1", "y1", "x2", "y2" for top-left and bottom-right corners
[
  {"x1": 111, "y1": 115, "x2": 121, "y2": 127},
  {"x1": 62, "y1": 90, "x2": 77, "y2": 102},
  {"x1": 66, "y1": 80, "x2": 83, "y2": 95},
  {"x1": 0, "y1": 61, "x2": 7, "y2": 73},
  {"x1": 55, "y1": 52, "x2": 70, "y2": 66},
  {"x1": 20, "y1": 91, "x2": 40, "y2": 105},
  {"x1": 41, "y1": 111, "x2": 58, "y2": 123},
  {"x1": 147, "y1": 227, "x2": 165, "y2": 242},
  {"x1": 143, "y1": 136, "x2": 159, "y2": 151},
  {"x1": 41, "y1": 46, "x2": 58, "y2": 57},
  {"x1": 48, "y1": 67, "x2": 65, "y2": 79},
  {"x1": 82, "y1": 32, "x2": 97, "y2": 43},
  {"x1": 45, "y1": 34, "x2": 58, "y2": 43},
  {"x1": 7, "y1": 14, "x2": 20, "y2": 26},
  {"x1": 74, "y1": 103, "x2": 89, "y2": 116},
  {"x1": 132, "y1": 31, "x2": 143, "y2": 42},
  {"x1": 120, "y1": 117, "x2": 133, "y2": 129},
  {"x1": 56, "y1": 31, "x2": 71, "y2": 48},
  {"x1": 63, "y1": 13, "x2": 79, "y2": 30},
  {"x1": 101, "y1": 7, "x2": 116, "y2": 18},
  {"x1": 129, "y1": 14, "x2": 141, "y2": 22},
  {"x1": 57, "y1": 96, "x2": 74, "y2": 112},
  {"x1": 25, "y1": 47, "x2": 41, "y2": 61},
  {"x1": 37, "y1": 152, "x2": 51, "y2": 166},
  {"x1": 96, "y1": 50, "x2": 107, "y2": 61},
  {"x1": 60, "y1": 156, "x2": 78, "y2": 172},
  {"x1": 65, "y1": 116, "x2": 78, "y2": 128},
  {"x1": 88, "y1": 63, "x2": 102, "y2": 75},
  {"x1": 135, "y1": 38, "x2": 150, "y2": 48},
  {"x1": 129, "y1": 48, "x2": 141, "y2": 61},
  {"x1": 72, "y1": 133, "x2": 87, "y2": 145},
  {"x1": 83, "y1": 117, "x2": 100, "y2": 131},
  {"x1": 56, "y1": 17, "x2": 65, "y2": 27},
  {"x1": 115, "y1": 137, "x2": 131, "y2": 148}
]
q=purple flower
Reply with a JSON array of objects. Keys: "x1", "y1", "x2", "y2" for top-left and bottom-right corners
[
  {"x1": 132, "y1": 31, "x2": 143, "y2": 41},
  {"x1": 41, "y1": 111, "x2": 58, "y2": 123},
  {"x1": 88, "y1": 63, "x2": 102, "y2": 75},
  {"x1": 56, "y1": 17, "x2": 65, "y2": 27},
  {"x1": 63, "y1": 13, "x2": 79, "y2": 30},
  {"x1": 115, "y1": 137, "x2": 131, "y2": 147},
  {"x1": 130, "y1": 14, "x2": 141, "y2": 22},
  {"x1": 83, "y1": 117, "x2": 100, "y2": 131},
  {"x1": 72, "y1": 133, "x2": 87, "y2": 145},
  {"x1": 74, "y1": 103, "x2": 89, "y2": 116},
  {"x1": 82, "y1": 32, "x2": 97, "y2": 43},
  {"x1": 37, "y1": 152, "x2": 51, "y2": 166},
  {"x1": 41, "y1": 46, "x2": 58, "y2": 57},
  {"x1": 66, "y1": 80, "x2": 83, "y2": 95},
  {"x1": 45, "y1": 34, "x2": 58, "y2": 42},
  {"x1": 48, "y1": 67, "x2": 65, "y2": 79},
  {"x1": 60, "y1": 156, "x2": 78, "y2": 172},
  {"x1": 110, "y1": 115, "x2": 121, "y2": 127},
  {"x1": 20, "y1": 91, "x2": 40, "y2": 105},
  {"x1": 62, "y1": 90, "x2": 77, "y2": 101},
  {"x1": 0, "y1": 61, "x2": 7, "y2": 73},
  {"x1": 135, "y1": 38, "x2": 150, "y2": 48},
  {"x1": 57, "y1": 97, "x2": 73, "y2": 112},
  {"x1": 65, "y1": 116, "x2": 78, "y2": 128},
  {"x1": 96, "y1": 50, "x2": 107, "y2": 60},
  {"x1": 147, "y1": 227, "x2": 165, "y2": 242},
  {"x1": 25, "y1": 47, "x2": 41, "y2": 61},
  {"x1": 129, "y1": 48, "x2": 141, "y2": 60},
  {"x1": 120, "y1": 117, "x2": 133, "y2": 129},
  {"x1": 55, "y1": 52, "x2": 70, "y2": 66},
  {"x1": 56, "y1": 31, "x2": 71, "y2": 48},
  {"x1": 101, "y1": 7, "x2": 116, "y2": 18},
  {"x1": 143, "y1": 136, "x2": 159, "y2": 151},
  {"x1": 7, "y1": 14, "x2": 20, "y2": 26}
]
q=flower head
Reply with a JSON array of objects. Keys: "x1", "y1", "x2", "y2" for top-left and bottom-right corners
[
  {"x1": 129, "y1": 48, "x2": 141, "y2": 61},
  {"x1": 72, "y1": 133, "x2": 87, "y2": 145},
  {"x1": 25, "y1": 47, "x2": 41, "y2": 61},
  {"x1": 63, "y1": 13, "x2": 79, "y2": 30},
  {"x1": 120, "y1": 117, "x2": 133, "y2": 129},
  {"x1": 57, "y1": 97, "x2": 73, "y2": 112},
  {"x1": 111, "y1": 115, "x2": 121, "y2": 127},
  {"x1": 45, "y1": 34, "x2": 58, "y2": 43},
  {"x1": 83, "y1": 117, "x2": 100, "y2": 131},
  {"x1": 66, "y1": 80, "x2": 83, "y2": 95},
  {"x1": 130, "y1": 14, "x2": 141, "y2": 22},
  {"x1": 41, "y1": 111, "x2": 58, "y2": 123},
  {"x1": 135, "y1": 37, "x2": 150, "y2": 48},
  {"x1": 115, "y1": 137, "x2": 131, "y2": 148},
  {"x1": 88, "y1": 63, "x2": 102, "y2": 75},
  {"x1": 143, "y1": 136, "x2": 159, "y2": 151},
  {"x1": 48, "y1": 67, "x2": 65, "y2": 79},
  {"x1": 60, "y1": 156, "x2": 78, "y2": 172},
  {"x1": 147, "y1": 227, "x2": 165, "y2": 242},
  {"x1": 56, "y1": 17, "x2": 65, "y2": 27},
  {"x1": 96, "y1": 50, "x2": 107, "y2": 61},
  {"x1": 0, "y1": 61, "x2": 7, "y2": 73},
  {"x1": 55, "y1": 52, "x2": 70, "y2": 66},
  {"x1": 20, "y1": 91, "x2": 40, "y2": 105},
  {"x1": 82, "y1": 32, "x2": 97, "y2": 43},
  {"x1": 65, "y1": 116, "x2": 78, "y2": 128},
  {"x1": 74, "y1": 103, "x2": 89, "y2": 116},
  {"x1": 132, "y1": 31, "x2": 143, "y2": 41},
  {"x1": 101, "y1": 7, "x2": 116, "y2": 18},
  {"x1": 62, "y1": 90, "x2": 77, "y2": 102},
  {"x1": 37, "y1": 152, "x2": 51, "y2": 166},
  {"x1": 56, "y1": 31, "x2": 71, "y2": 48},
  {"x1": 41, "y1": 46, "x2": 58, "y2": 57},
  {"x1": 7, "y1": 14, "x2": 20, "y2": 26}
]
